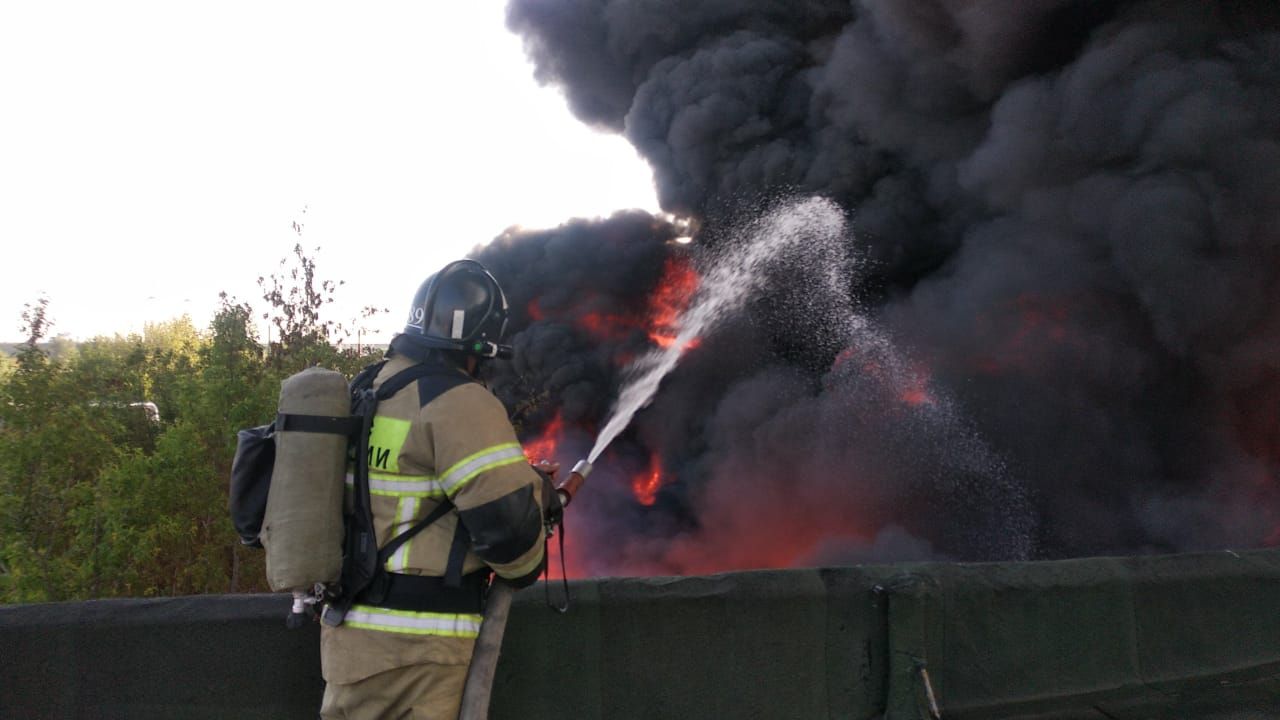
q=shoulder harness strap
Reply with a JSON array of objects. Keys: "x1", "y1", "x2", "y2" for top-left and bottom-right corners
[
  {"x1": 375, "y1": 361, "x2": 476, "y2": 588},
  {"x1": 330, "y1": 359, "x2": 480, "y2": 619}
]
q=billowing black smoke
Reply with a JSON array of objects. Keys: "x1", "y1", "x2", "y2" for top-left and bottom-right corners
[
  {"x1": 478, "y1": 0, "x2": 1280, "y2": 572},
  {"x1": 475, "y1": 211, "x2": 681, "y2": 428}
]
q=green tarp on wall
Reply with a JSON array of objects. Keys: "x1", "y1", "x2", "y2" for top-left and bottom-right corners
[{"x1": 2, "y1": 550, "x2": 1277, "y2": 719}]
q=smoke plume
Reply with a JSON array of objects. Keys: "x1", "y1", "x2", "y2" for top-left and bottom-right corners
[{"x1": 476, "y1": 0, "x2": 1280, "y2": 573}]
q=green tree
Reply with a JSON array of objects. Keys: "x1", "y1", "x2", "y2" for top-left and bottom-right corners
[
  {"x1": 259, "y1": 242, "x2": 386, "y2": 371},
  {"x1": 0, "y1": 248, "x2": 385, "y2": 602},
  {"x1": 0, "y1": 298, "x2": 126, "y2": 600},
  {"x1": 138, "y1": 316, "x2": 203, "y2": 426},
  {"x1": 0, "y1": 350, "x2": 14, "y2": 381},
  {"x1": 88, "y1": 421, "x2": 236, "y2": 596}
]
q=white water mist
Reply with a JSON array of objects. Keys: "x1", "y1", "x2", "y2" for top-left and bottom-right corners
[{"x1": 589, "y1": 197, "x2": 850, "y2": 462}]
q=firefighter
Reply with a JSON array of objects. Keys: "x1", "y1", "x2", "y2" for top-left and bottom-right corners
[{"x1": 319, "y1": 259, "x2": 554, "y2": 720}]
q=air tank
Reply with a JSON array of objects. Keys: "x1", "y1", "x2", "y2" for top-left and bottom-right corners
[{"x1": 261, "y1": 367, "x2": 349, "y2": 593}]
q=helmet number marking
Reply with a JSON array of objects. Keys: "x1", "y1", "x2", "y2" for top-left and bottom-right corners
[{"x1": 407, "y1": 303, "x2": 427, "y2": 326}]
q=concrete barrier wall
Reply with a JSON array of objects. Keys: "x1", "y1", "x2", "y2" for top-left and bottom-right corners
[{"x1": 2, "y1": 550, "x2": 1278, "y2": 719}]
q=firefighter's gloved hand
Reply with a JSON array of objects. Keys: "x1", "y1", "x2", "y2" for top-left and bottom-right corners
[{"x1": 531, "y1": 459, "x2": 564, "y2": 525}]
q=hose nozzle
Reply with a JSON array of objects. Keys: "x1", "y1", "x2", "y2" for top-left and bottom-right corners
[{"x1": 557, "y1": 459, "x2": 593, "y2": 508}]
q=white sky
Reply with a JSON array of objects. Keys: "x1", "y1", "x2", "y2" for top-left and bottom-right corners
[{"x1": 0, "y1": 2, "x2": 659, "y2": 343}]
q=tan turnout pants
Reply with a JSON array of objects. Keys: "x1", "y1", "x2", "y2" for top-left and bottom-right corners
[{"x1": 319, "y1": 661, "x2": 468, "y2": 720}]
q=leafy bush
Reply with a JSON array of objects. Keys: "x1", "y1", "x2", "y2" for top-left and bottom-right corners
[{"x1": 0, "y1": 249, "x2": 384, "y2": 601}]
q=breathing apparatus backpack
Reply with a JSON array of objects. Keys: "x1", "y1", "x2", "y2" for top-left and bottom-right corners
[{"x1": 230, "y1": 358, "x2": 473, "y2": 628}]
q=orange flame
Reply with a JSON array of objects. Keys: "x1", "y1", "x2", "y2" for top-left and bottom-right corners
[
  {"x1": 520, "y1": 411, "x2": 589, "y2": 579},
  {"x1": 631, "y1": 455, "x2": 664, "y2": 506},
  {"x1": 647, "y1": 256, "x2": 701, "y2": 350},
  {"x1": 578, "y1": 311, "x2": 633, "y2": 342},
  {"x1": 522, "y1": 254, "x2": 702, "y2": 357},
  {"x1": 522, "y1": 412, "x2": 563, "y2": 463},
  {"x1": 546, "y1": 527, "x2": 587, "y2": 579}
]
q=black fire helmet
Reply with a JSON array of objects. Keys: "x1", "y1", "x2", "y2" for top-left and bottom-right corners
[{"x1": 403, "y1": 259, "x2": 512, "y2": 359}]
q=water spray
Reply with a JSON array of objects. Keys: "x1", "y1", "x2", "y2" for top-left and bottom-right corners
[
  {"x1": 465, "y1": 199, "x2": 867, "y2": 720},
  {"x1": 588, "y1": 198, "x2": 853, "y2": 464}
]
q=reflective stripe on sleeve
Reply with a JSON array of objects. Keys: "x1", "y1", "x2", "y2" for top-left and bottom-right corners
[
  {"x1": 497, "y1": 539, "x2": 546, "y2": 580},
  {"x1": 439, "y1": 443, "x2": 527, "y2": 496},
  {"x1": 345, "y1": 605, "x2": 483, "y2": 637}
]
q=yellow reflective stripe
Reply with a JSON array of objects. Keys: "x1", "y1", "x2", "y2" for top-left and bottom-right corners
[
  {"x1": 345, "y1": 605, "x2": 483, "y2": 637},
  {"x1": 346, "y1": 473, "x2": 446, "y2": 498},
  {"x1": 345, "y1": 442, "x2": 528, "y2": 498},
  {"x1": 386, "y1": 497, "x2": 418, "y2": 572},
  {"x1": 439, "y1": 443, "x2": 527, "y2": 496},
  {"x1": 498, "y1": 541, "x2": 546, "y2": 580},
  {"x1": 368, "y1": 470, "x2": 430, "y2": 482},
  {"x1": 370, "y1": 471, "x2": 444, "y2": 497},
  {"x1": 367, "y1": 416, "x2": 412, "y2": 473}
]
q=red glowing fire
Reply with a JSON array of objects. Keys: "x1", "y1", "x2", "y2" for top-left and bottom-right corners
[
  {"x1": 525, "y1": 255, "x2": 701, "y2": 355},
  {"x1": 522, "y1": 412, "x2": 563, "y2": 464},
  {"x1": 631, "y1": 455, "x2": 663, "y2": 506},
  {"x1": 516, "y1": 253, "x2": 708, "y2": 576},
  {"x1": 519, "y1": 412, "x2": 586, "y2": 578},
  {"x1": 520, "y1": 413, "x2": 666, "y2": 508},
  {"x1": 646, "y1": 256, "x2": 700, "y2": 349},
  {"x1": 520, "y1": 415, "x2": 667, "y2": 579}
]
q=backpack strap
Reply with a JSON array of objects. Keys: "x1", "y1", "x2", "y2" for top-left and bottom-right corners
[
  {"x1": 274, "y1": 363, "x2": 371, "y2": 436},
  {"x1": 375, "y1": 362, "x2": 460, "y2": 401},
  {"x1": 443, "y1": 519, "x2": 471, "y2": 588},
  {"x1": 274, "y1": 412, "x2": 360, "y2": 435},
  {"x1": 373, "y1": 362, "x2": 476, "y2": 587},
  {"x1": 323, "y1": 359, "x2": 393, "y2": 625},
  {"x1": 350, "y1": 359, "x2": 387, "y2": 395},
  {"x1": 376, "y1": 500, "x2": 453, "y2": 567}
]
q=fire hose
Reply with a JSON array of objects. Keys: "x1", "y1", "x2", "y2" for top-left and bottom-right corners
[{"x1": 458, "y1": 459, "x2": 593, "y2": 720}]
